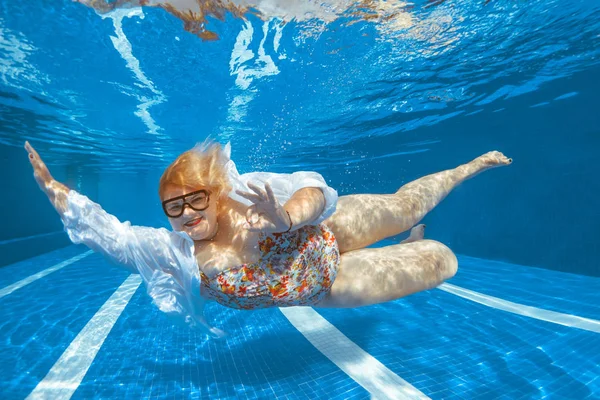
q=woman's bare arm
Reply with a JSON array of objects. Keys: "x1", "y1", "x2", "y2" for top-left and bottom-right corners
[
  {"x1": 283, "y1": 187, "x2": 325, "y2": 229},
  {"x1": 25, "y1": 141, "x2": 70, "y2": 215}
]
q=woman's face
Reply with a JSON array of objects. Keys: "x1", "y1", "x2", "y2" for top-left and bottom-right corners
[{"x1": 161, "y1": 185, "x2": 220, "y2": 241}]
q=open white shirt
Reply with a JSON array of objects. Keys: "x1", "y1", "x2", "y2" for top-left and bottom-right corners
[{"x1": 61, "y1": 145, "x2": 338, "y2": 338}]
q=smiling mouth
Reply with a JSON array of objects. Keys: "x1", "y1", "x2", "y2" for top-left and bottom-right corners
[{"x1": 184, "y1": 217, "x2": 203, "y2": 227}]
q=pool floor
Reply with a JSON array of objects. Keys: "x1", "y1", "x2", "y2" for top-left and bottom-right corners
[{"x1": 1, "y1": 243, "x2": 598, "y2": 399}]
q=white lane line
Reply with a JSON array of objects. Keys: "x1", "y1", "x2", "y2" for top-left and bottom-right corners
[
  {"x1": 280, "y1": 307, "x2": 430, "y2": 400},
  {"x1": 0, "y1": 251, "x2": 93, "y2": 299},
  {"x1": 0, "y1": 230, "x2": 64, "y2": 246},
  {"x1": 27, "y1": 275, "x2": 142, "y2": 400},
  {"x1": 438, "y1": 283, "x2": 600, "y2": 334}
]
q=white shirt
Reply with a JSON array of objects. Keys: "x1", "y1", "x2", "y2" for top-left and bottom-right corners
[{"x1": 61, "y1": 148, "x2": 338, "y2": 338}]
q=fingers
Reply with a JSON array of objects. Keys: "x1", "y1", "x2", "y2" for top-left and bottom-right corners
[
  {"x1": 243, "y1": 212, "x2": 267, "y2": 231},
  {"x1": 236, "y1": 190, "x2": 262, "y2": 204},
  {"x1": 263, "y1": 182, "x2": 276, "y2": 204},
  {"x1": 244, "y1": 217, "x2": 267, "y2": 231},
  {"x1": 25, "y1": 141, "x2": 42, "y2": 165},
  {"x1": 245, "y1": 206, "x2": 259, "y2": 224},
  {"x1": 25, "y1": 141, "x2": 38, "y2": 167},
  {"x1": 237, "y1": 182, "x2": 277, "y2": 205},
  {"x1": 246, "y1": 182, "x2": 267, "y2": 199},
  {"x1": 245, "y1": 182, "x2": 277, "y2": 203},
  {"x1": 25, "y1": 141, "x2": 35, "y2": 161},
  {"x1": 24, "y1": 141, "x2": 53, "y2": 188},
  {"x1": 25, "y1": 141, "x2": 42, "y2": 159},
  {"x1": 239, "y1": 182, "x2": 282, "y2": 233}
]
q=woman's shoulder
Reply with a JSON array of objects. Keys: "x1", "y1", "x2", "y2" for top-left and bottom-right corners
[{"x1": 129, "y1": 225, "x2": 196, "y2": 258}]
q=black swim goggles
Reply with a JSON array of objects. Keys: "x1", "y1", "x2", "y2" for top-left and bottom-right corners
[{"x1": 162, "y1": 189, "x2": 210, "y2": 218}]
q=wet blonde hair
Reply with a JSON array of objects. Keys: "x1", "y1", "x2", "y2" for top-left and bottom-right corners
[{"x1": 159, "y1": 140, "x2": 232, "y2": 201}]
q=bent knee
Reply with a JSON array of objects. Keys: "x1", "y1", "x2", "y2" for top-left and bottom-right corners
[{"x1": 422, "y1": 239, "x2": 458, "y2": 281}]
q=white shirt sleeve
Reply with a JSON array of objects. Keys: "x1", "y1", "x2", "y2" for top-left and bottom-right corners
[
  {"x1": 60, "y1": 190, "x2": 225, "y2": 338},
  {"x1": 225, "y1": 160, "x2": 338, "y2": 225}
]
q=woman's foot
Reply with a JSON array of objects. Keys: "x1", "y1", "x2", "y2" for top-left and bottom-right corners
[
  {"x1": 459, "y1": 151, "x2": 512, "y2": 179},
  {"x1": 401, "y1": 224, "x2": 426, "y2": 244},
  {"x1": 474, "y1": 151, "x2": 512, "y2": 169}
]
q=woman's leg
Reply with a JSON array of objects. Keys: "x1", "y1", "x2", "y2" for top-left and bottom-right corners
[
  {"x1": 324, "y1": 151, "x2": 511, "y2": 253},
  {"x1": 315, "y1": 239, "x2": 457, "y2": 308}
]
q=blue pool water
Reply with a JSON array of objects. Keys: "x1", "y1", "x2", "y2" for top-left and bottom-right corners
[
  {"x1": 2, "y1": 244, "x2": 599, "y2": 399},
  {"x1": 1, "y1": 0, "x2": 599, "y2": 399}
]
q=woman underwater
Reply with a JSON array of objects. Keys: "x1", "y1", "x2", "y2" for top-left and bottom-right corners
[{"x1": 25, "y1": 140, "x2": 511, "y2": 337}]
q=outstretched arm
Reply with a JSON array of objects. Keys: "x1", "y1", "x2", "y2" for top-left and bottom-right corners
[
  {"x1": 24, "y1": 142, "x2": 222, "y2": 336},
  {"x1": 25, "y1": 141, "x2": 182, "y2": 273},
  {"x1": 25, "y1": 141, "x2": 70, "y2": 215},
  {"x1": 25, "y1": 141, "x2": 160, "y2": 271},
  {"x1": 25, "y1": 141, "x2": 139, "y2": 269}
]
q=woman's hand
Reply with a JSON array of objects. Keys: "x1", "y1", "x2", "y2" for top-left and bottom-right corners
[
  {"x1": 236, "y1": 182, "x2": 292, "y2": 234},
  {"x1": 24, "y1": 141, "x2": 69, "y2": 214}
]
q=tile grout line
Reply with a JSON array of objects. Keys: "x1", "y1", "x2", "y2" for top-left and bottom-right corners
[
  {"x1": 27, "y1": 274, "x2": 142, "y2": 400},
  {"x1": 0, "y1": 230, "x2": 65, "y2": 246},
  {"x1": 0, "y1": 251, "x2": 94, "y2": 299},
  {"x1": 280, "y1": 307, "x2": 430, "y2": 400},
  {"x1": 438, "y1": 282, "x2": 600, "y2": 333}
]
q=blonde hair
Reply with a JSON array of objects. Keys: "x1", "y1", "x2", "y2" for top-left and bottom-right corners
[{"x1": 158, "y1": 139, "x2": 232, "y2": 200}]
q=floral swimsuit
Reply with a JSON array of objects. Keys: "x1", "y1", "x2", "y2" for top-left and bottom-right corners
[{"x1": 199, "y1": 224, "x2": 339, "y2": 310}]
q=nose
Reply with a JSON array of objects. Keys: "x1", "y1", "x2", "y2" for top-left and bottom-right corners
[{"x1": 181, "y1": 203, "x2": 199, "y2": 218}]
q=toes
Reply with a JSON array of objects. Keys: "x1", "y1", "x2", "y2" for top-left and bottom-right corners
[
  {"x1": 410, "y1": 224, "x2": 426, "y2": 238},
  {"x1": 412, "y1": 223, "x2": 425, "y2": 231},
  {"x1": 497, "y1": 153, "x2": 512, "y2": 165},
  {"x1": 483, "y1": 151, "x2": 512, "y2": 166}
]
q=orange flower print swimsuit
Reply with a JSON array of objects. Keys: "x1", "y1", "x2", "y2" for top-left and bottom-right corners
[{"x1": 199, "y1": 224, "x2": 340, "y2": 310}]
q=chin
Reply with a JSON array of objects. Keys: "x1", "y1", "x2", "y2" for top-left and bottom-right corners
[
  {"x1": 188, "y1": 226, "x2": 214, "y2": 241},
  {"x1": 189, "y1": 232, "x2": 207, "y2": 241}
]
